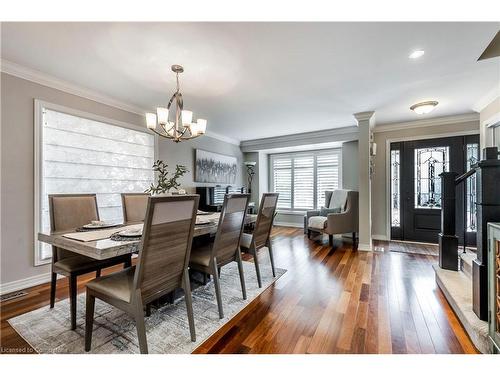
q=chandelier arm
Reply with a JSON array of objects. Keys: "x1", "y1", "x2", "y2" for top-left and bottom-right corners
[{"x1": 149, "y1": 127, "x2": 174, "y2": 140}]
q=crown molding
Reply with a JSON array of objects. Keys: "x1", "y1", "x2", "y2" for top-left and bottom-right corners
[
  {"x1": 353, "y1": 111, "x2": 375, "y2": 123},
  {"x1": 241, "y1": 126, "x2": 358, "y2": 152},
  {"x1": 373, "y1": 113, "x2": 479, "y2": 133},
  {"x1": 1, "y1": 59, "x2": 147, "y2": 115},
  {"x1": 204, "y1": 130, "x2": 241, "y2": 146},
  {"x1": 472, "y1": 86, "x2": 500, "y2": 112},
  {"x1": 1, "y1": 59, "x2": 241, "y2": 146}
]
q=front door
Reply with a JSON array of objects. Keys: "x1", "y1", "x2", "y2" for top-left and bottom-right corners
[{"x1": 390, "y1": 135, "x2": 479, "y2": 245}]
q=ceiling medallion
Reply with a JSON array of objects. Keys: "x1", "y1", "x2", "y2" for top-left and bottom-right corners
[{"x1": 146, "y1": 65, "x2": 207, "y2": 143}]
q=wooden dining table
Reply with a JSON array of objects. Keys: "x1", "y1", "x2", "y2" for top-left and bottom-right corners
[{"x1": 38, "y1": 212, "x2": 257, "y2": 261}]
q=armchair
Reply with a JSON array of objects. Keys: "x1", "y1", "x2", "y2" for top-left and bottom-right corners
[{"x1": 306, "y1": 190, "x2": 359, "y2": 247}]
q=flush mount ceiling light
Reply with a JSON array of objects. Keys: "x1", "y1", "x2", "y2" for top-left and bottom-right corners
[
  {"x1": 409, "y1": 50, "x2": 425, "y2": 59},
  {"x1": 145, "y1": 65, "x2": 207, "y2": 143},
  {"x1": 410, "y1": 101, "x2": 438, "y2": 115}
]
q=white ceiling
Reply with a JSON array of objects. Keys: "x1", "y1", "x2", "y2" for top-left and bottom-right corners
[{"x1": 1, "y1": 22, "x2": 499, "y2": 141}]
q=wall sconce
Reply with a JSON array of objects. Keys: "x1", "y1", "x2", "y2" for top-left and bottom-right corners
[{"x1": 244, "y1": 161, "x2": 257, "y2": 194}]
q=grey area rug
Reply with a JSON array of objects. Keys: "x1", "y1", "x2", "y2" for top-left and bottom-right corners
[{"x1": 8, "y1": 259, "x2": 286, "y2": 354}]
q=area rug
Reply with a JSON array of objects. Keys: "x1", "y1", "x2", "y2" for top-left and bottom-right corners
[{"x1": 8, "y1": 259, "x2": 286, "y2": 354}]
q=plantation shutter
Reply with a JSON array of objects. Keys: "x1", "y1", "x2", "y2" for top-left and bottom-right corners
[
  {"x1": 316, "y1": 153, "x2": 341, "y2": 208},
  {"x1": 293, "y1": 155, "x2": 314, "y2": 210},
  {"x1": 272, "y1": 157, "x2": 292, "y2": 209},
  {"x1": 271, "y1": 150, "x2": 341, "y2": 211}
]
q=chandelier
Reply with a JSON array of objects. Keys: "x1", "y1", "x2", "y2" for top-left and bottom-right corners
[{"x1": 146, "y1": 65, "x2": 207, "y2": 143}]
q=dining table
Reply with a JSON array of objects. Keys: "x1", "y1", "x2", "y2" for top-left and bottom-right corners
[{"x1": 38, "y1": 212, "x2": 257, "y2": 261}]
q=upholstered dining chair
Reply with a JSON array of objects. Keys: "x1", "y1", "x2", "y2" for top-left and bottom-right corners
[
  {"x1": 239, "y1": 193, "x2": 278, "y2": 288},
  {"x1": 189, "y1": 193, "x2": 250, "y2": 319},
  {"x1": 48, "y1": 194, "x2": 132, "y2": 330},
  {"x1": 85, "y1": 195, "x2": 200, "y2": 354},
  {"x1": 121, "y1": 193, "x2": 149, "y2": 223}
]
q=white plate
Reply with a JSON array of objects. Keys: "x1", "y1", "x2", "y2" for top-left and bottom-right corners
[
  {"x1": 118, "y1": 229, "x2": 143, "y2": 237},
  {"x1": 196, "y1": 217, "x2": 212, "y2": 225},
  {"x1": 82, "y1": 222, "x2": 120, "y2": 229}
]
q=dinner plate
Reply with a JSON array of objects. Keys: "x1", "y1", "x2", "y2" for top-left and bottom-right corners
[
  {"x1": 82, "y1": 222, "x2": 120, "y2": 229},
  {"x1": 197, "y1": 210, "x2": 211, "y2": 215},
  {"x1": 117, "y1": 229, "x2": 143, "y2": 237},
  {"x1": 196, "y1": 217, "x2": 212, "y2": 225}
]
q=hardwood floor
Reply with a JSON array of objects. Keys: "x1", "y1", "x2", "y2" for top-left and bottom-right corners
[{"x1": 0, "y1": 227, "x2": 478, "y2": 354}]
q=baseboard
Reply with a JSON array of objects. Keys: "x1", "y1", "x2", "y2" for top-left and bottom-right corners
[
  {"x1": 372, "y1": 234, "x2": 388, "y2": 241},
  {"x1": 273, "y1": 221, "x2": 303, "y2": 228},
  {"x1": 0, "y1": 272, "x2": 55, "y2": 295},
  {"x1": 357, "y1": 242, "x2": 373, "y2": 251}
]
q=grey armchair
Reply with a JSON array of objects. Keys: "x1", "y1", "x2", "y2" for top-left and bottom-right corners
[{"x1": 306, "y1": 190, "x2": 359, "y2": 247}]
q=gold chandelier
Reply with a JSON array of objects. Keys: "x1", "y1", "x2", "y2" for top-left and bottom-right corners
[{"x1": 146, "y1": 65, "x2": 207, "y2": 143}]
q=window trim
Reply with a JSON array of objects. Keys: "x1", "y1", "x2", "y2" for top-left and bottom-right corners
[
  {"x1": 269, "y1": 148, "x2": 342, "y2": 213},
  {"x1": 33, "y1": 99, "x2": 158, "y2": 266}
]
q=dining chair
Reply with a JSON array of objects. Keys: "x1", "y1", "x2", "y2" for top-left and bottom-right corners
[
  {"x1": 239, "y1": 193, "x2": 279, "y2": 288},
  {"x1": 48, "y1": 194, "x2": 132, "y2": 330},
  {"x1": 85, "y1": 194, "x2": 200, "y2": 354},
  {"x1": 189, "y1": 193, "x2": 250, "y2": 319},
  {"x1": 121, "y1": 192, "x2": 149, "y2": 223}
]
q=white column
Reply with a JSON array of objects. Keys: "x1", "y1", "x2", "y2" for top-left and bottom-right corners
[{"x1": 354, "y1": 111, "x2": 375, "y2": 251}]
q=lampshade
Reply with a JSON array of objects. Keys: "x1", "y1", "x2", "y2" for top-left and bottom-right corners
[
  {"x1": 182, "y1": 110, "x2": 193, "y2": 125},
  {"x1": 157, "y1": 107, "x2": 169, "y2": 125},
  {"x1": 196, "y1": 119, "x2": 207, "y2": 134},
  {"x1": 146, "y1": 113, "x2": 157, "y2": 129}
]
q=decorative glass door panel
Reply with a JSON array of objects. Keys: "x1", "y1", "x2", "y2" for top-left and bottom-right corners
[
  {"x1": 466, "y1": 143, "x2": 478, "y2": 232},
  {"x1": 414, "y1": 146, "x2": 449, "y2": 209},
  {"x1": 391, "y1": 149, "x2": 401, "y2": 227}
]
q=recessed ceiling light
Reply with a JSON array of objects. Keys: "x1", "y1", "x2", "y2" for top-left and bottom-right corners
[
  {"x1": 410, "y1": 101, "x2": 438, "y2": 115},
  {"x1": 409, "y1": 50, "x2": 425, "y2": 59}
]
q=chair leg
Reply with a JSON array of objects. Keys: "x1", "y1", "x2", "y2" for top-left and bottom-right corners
[
  {"x1": 124, "y1": 255, "x2": 132, "y2": 268},
  {"x1": 217, "y1": 267, "x2": 221, "y2": 277},
  {"x1": 183, "y1": 269, "x2": 196, "y2": 342},
  {"x1": 69, "y1": 275, "x2": 77, "y2": 330},
  {"x1": 50, "y1": 272, "x2": 57, "y2": 308},
  {"x1": 352, "y1": 232, "x2": 356, "y2": 244},
  {"x1": 145, "y1": 303, "x2": 151, "y2": 317},
  {"x1": 307, "y1": 229, "x2": 311, "y2": 239},
  {"x1": 253, "y1": 248, "x2": 263, "y2": 288},
  {"x1": 328, "y1": 234, "x2": 333, "y2": 246},
  {"x1": 84, "y1": 292, "x2": 95, "y2": 352},
  {"x1": 96, "y1": 269, "x2": 101, "y2": 278},
  {"x1": 268, "y1": 241, "x2": 276, "y2": 277},
  {"x1": 133, "y1": 296, "x2": 148, "y2": 354},
  {"x1": 236, "y1": 251, "x2": 247, "y2": 300},
  {"x1": 212, "y1": 262, "x2": 224, "y2": 319}
]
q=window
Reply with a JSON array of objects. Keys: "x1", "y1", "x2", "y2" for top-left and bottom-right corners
[
  {"x1": 465, "y1": 142, "x2": 479, "y2": 232},
  {"x1": 35, "y1": 102, "x2": 155, "y2": 265},
  {"x1": 270, "y1": 150, "x2": 341, "y2": 211},
  {"x1": 414, "y1": 146, "x2": 449, "y2": 209}
]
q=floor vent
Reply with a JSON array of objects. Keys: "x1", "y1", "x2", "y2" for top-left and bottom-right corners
[{"x1": 0, "y1": 290, "x2": 28, "y2": 302}]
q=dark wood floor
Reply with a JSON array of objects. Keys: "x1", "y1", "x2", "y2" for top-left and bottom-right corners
[{"x1": 0, "y1": 227, "x2": 478, "y2": 354}]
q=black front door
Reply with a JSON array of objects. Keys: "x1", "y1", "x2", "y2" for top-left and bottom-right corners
[{"x1": 391, "y1": 135, "x2": 479, "y2": 245}]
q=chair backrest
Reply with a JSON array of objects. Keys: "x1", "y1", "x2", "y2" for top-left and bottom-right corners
[
  {"x1": 252, "y1": 193, "x2": 279, "y2": 249},
  {"x1": 324, "y1": 189, "x2": 349, "y2": 211},
  {"x1": 133, "y1": 195, "x2": 199, "y2": 303},
  {"x1": 344, "y1": 190, "x2": 359, "y2": 230},
  {"x1": 121, "y1": 193, "x2": 149, "y2": 223},
  {"x1": 211, "y1": 194, "x2": 250, "y2": 265},
  {"x1": 48, "y1": 194, "x2": 99, "y2": 260}
]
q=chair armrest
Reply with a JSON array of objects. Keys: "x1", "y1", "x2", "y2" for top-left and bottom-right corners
[
  {"x1": 325, "y1": 211, "x2": 357, "y2": 235},
  {"x1": 306, "y1": 210, "x2": 320, "y2": 219}
]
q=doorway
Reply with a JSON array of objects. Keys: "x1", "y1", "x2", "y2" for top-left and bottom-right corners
[{"x1": 390, "y1": 135, "x2": 479, "y2": 246}]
